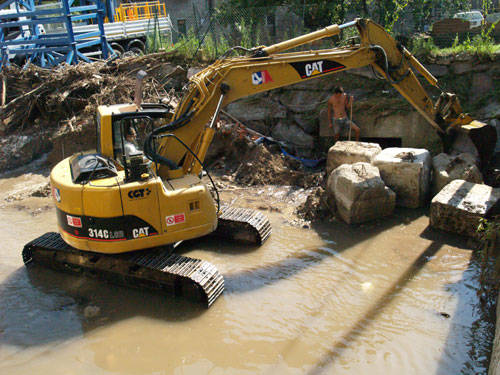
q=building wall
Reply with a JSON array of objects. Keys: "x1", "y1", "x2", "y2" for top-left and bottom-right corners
[
  {"x1": 114, "y1": 0, "x2": 219, "y2": 39},
  {"x1": 163, "y1": 0, "x2": 219, "y2": 39}
]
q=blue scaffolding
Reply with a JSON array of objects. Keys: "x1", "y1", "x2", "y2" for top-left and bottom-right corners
[{"x1": 0, "y1": 0, "x2": 115, "y2": 69}]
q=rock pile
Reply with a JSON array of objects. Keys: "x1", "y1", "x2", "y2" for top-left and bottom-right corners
[{"x1": 320, "y1": 141, "x2": 499, "y2": 236}]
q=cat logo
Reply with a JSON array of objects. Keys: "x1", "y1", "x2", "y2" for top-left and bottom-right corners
[
  {"x1": 290, "y1": 60, "x2": 345, "y2": 79},
  {"x1": 132, "y1": 226, "x2": 150, "y2": 238},
  {"x1": 305, "y1": 61, "x2": 324, "y2": 77}
]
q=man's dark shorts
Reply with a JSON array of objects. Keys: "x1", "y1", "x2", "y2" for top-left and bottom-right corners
[{"x1": 332, "y1": 118, "x2": 354, "y2": 136}]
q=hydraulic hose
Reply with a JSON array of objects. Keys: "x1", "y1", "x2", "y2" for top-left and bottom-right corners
[
  {"x1": 143, "y1": 99, "x2": 196, "y2": 169},
  {"x1": 370, "y1": 44, "x2": 411, "y2": 85}
]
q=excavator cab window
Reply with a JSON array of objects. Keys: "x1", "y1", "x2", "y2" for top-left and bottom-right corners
[
  {"x1": 112, "y1": 117, "x2": 153, "y2": 165},
  {"x1": 111, "y1": 116, "x2": 154, "y2": 181}
]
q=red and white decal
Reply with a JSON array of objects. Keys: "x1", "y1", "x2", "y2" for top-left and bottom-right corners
[
  {"x1": 67, "y1": 215, "x2": 82, "y2": 228},
  {"x1": 166, "y1": 213, "x2": 185, "y2": 226},
  {"x1": 252, "y1": 70, "x2": 273, "y2": 85}
]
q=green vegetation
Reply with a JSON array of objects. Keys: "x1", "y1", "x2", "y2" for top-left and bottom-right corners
[
  {"x1": 165, "y1": 22, "x2": 499, "y2": 63},
  {"x1": 410, "y1": 32, "x2": 500, "y2": 59},
  {"x1": 477, "y1": 218, "x2": 500, "y2": 298}
]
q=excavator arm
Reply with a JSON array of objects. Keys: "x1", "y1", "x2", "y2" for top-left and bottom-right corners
[{"x1": 146, "y1": 18, "x2": 495, "y2": 177}]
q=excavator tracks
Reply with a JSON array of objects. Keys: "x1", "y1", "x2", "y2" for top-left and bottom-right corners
[
  {"x1": 22, "y1": 232, "x2": 224, "y2": 307},
  {"x1": 214, "y1": 206, "x2": 272, "y2": 245},
  {"x1": 22, "y1": 207, "x2": 271, "y2": 307}
]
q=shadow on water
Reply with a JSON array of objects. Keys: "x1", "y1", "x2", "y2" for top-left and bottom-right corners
[
  {"x1": 434, "y1": 240, "x2": 496, "y2": 374},
  {"x1": 223, "y1": 208, "x2": 425, "y2": 294},
  {"x1": 298, "y1": 221, "x2": 495, "y2": 375},
  {"x1": 302, "y1": 226, "x2": 445, "y2": 375},
  {"x1": 0, "y1": 264, "x2": 205, "y2": 348}
]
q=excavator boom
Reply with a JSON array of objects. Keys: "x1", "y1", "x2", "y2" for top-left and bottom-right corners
[{"x1": 149, "y1": 18, "x2": 494, "y2": 177}]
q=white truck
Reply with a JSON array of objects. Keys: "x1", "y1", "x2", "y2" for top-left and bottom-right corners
[
  {"x1": 453, "y1": 10, "x2": 484, "y2": 29},
  {"x1": 74, "y1": 15, "x2": 173, "y2": 57}
]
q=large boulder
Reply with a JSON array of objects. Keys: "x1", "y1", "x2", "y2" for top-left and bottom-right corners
[
  {"x1": 327, "y1": 162, "x2": 395, "y2": 224},
  {"x1": 430, "y1": 180, "x2": 500, "y2": 238},
  {"x1": 271, "y1": 121, "x2": 315, "y2": 149},
  {"x1": 326, "y1": 141, "x2": 382, "y2": 175},
  {"x1": 225, "y1": 95, "x2": 287, "y2": 123},
  {"x1": 432, "y1": 153, "x2": 483, "y2": 196},
  {"x1": 373, "y1": 147, "x2": 431, "y2": 208}
]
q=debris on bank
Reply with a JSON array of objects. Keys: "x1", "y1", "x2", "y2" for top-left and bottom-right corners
[{"x1": 0, "y1": 53, "x2": 185, "y2": 170}]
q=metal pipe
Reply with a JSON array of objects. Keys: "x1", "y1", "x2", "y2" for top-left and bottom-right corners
[
  {"x1": 403, "y1": 48, "x2": 438, "y2": 87},
  {"x1": 262, "y1": 19, "x2": 357, "y2": 55},
  {"x1": 134, "y1": 70, "x2": 147, "y2": 108},
  {"x1": 339, "y1": 20, "x2": 357, "y2": 29},
  {"x1": 209, "y1": 92, "x2": 225, "y2": 129}
]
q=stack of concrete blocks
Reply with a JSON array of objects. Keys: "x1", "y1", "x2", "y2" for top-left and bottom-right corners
[
  {"x1": 373, "y1": 148, "x2": 431, "y2": 208},
  {"x1": 327, "y1": 162, "x2": 396, "y2": 224},
  {"x1": 430, "y1": 180, "x2": 500, "y2": 238},
  {"x1": 431, "y1": 152, "x2": 483, "y2": 197},
  {"x1": 326, "y1": 141, "x2": 382, "y2": 175}
]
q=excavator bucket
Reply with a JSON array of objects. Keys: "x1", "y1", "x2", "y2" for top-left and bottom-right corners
[{"x1": 449, "y1": 121, "x2": 497, "y2": 167}]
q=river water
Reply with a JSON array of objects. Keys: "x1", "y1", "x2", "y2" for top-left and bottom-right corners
[{"x1": 0, "y1": 170, "x2": 494, "y2": 374}]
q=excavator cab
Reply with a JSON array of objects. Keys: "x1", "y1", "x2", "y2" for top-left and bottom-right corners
[{"x1": 111, "y1": 115, "x2": 153, "y2": 181}]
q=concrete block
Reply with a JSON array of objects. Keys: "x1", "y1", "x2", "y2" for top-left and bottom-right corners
[
  {"x1": 373, "y1": 147, "x2": 431, "y2": 208},
  {"x1": 430, "y1": 180, "x2": 500, "y2": 238},
  {"x1": 326, "y1": 141, "x2": 382, "y2": 175},
  {"x1": 327, "y1": 162, "x2": 395, "y2": 224},
  {"x1": 432, "y1": 152, "x2": 483, "y2": 197}
]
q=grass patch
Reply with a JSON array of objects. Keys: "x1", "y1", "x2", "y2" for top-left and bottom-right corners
[{"x1": 410, "y1": 32, "x2": 500, "y2": 60}]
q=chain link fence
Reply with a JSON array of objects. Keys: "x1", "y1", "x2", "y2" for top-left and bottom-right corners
[
  {"x1": 160, "y1": 5, "x2": 500, "y2": 60},
  {"x1": 167, "y1": 5, "x2": 349, "y2": 60}
]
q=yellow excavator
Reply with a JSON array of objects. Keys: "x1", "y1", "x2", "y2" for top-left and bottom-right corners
[{"x1": 23, "y1": 18, "x2": 496, "y2": 307}]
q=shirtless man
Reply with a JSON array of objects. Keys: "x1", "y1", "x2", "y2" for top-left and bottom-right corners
[{"x1": 327, "y1": 86, "x2": 360, "y2": 142}]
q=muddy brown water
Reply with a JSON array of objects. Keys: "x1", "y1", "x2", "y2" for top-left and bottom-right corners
[{"x1": 0, "y1": 171, "x2": 495, "y2": 374}]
